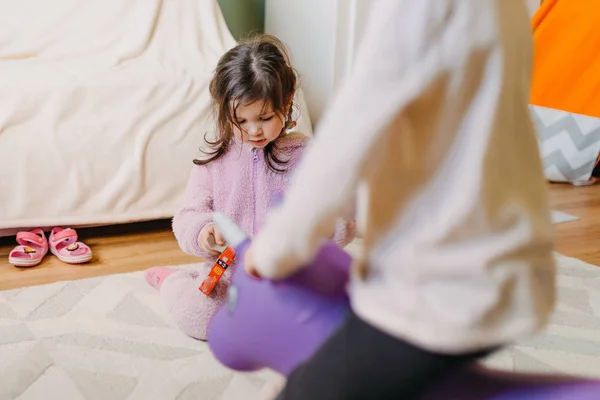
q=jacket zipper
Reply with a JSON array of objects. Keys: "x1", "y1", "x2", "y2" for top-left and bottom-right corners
[{"x1": 251, "y1": 148, "x2": 258, "y2": 235}]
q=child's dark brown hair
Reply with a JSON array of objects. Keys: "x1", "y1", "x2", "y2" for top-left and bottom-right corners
[{"x1": 194, "y1": 34, "x2": 298, "y2": 173}]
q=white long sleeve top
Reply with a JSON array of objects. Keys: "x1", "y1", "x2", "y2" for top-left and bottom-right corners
[{"x1": 252, "y1": 0, "x2": 556, "y2": 353}]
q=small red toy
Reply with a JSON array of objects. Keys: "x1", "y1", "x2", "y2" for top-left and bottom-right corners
[{"x1": 199, "y1": 246, "x2": 236, "y2": 296}]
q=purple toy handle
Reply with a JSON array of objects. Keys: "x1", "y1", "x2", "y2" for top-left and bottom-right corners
[
  {"x1": 285, "y1": 241, "x2": 351, "y2": 298},
  {"x1": 208, "y1": 236, "x2": 352, "y2": 375}
]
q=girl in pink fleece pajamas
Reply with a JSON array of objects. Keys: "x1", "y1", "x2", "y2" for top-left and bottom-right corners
[{"x1": 145, "y1": 34, "x2": 355, "y2": 341}]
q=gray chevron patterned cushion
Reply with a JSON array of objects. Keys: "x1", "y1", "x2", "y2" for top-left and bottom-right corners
[{"x1": 530, "y1": 105, "x2": 600, "y2": 184}]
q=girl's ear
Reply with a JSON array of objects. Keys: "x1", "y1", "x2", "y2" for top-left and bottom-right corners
[{"x1": 285, "y1": 120, "x2": 297, "y2": 131}]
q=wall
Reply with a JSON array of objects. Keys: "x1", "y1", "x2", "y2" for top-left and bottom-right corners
[
  {"x1": 217, "y1": 0, "x2": 265, "y2": 40},
  {"x1": 265, "y1": 0, "x2": 369, "y2": 125},
  {"x1": 523, "y1": 0, "x2": 541, "y2": 17},
  {"x1": 265, "y1": 0, "x2": 336, "y2": 124}
]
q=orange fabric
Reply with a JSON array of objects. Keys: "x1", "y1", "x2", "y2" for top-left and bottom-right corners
[{"x1": 530, "y1": 0, "x2": 600, "y2": 118}]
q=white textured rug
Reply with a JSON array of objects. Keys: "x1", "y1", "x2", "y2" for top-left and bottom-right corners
[
  {"x1": 0, "y1": 270, "x2": 279, "y2": 400},
  {"x1": 0, "y1": 253, "x2": 598, "y2": 399},
  {"x1": 485, "y1": 253, "x2": 600, "y2": 378}
]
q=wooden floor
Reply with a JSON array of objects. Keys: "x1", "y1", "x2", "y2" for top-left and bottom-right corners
[
  {"x1": 548, "y1": 183, "x2": 600, "y2": 264},
  {"x1": 0, "y1": 221, "x2": 198, "y2": 291},
  {"x1": 0, "y1": 183, "x2": 599, "y2": 290}
]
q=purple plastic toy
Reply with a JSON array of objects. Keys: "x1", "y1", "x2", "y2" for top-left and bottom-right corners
[{"x1": 207, "y1": 213, "x2": 600, "y2": 399}]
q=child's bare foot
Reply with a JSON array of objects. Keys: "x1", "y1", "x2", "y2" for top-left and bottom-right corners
[{"x1": 145, "y1": 267, "x2": 177, "y2": 290}]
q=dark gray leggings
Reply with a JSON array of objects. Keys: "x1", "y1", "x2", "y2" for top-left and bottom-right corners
[{"x1": 276, "y1": 311, "x2": 493, "y2": 400}]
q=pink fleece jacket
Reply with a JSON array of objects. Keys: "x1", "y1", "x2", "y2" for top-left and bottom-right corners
[
  {"x1": 156, "y1": 132, "x2": 355, "y2": 341},
  {"x1": 172, "y1": 132, "x2": 355, "y2": 259}
]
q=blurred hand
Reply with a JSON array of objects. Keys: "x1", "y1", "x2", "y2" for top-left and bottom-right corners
[{"x1": 244, "y1": 244, "x2": 262, "y2": 279}]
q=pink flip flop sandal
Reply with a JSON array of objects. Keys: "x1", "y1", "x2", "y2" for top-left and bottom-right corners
[
  {"x1": 8, "y1": 229, "x2": 49, "y2": 267},
  {"x1": 49, "y1": 227, "x2": 92, "y2": 264}
]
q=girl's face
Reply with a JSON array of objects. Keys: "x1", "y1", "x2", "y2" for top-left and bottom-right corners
[{"x1": 232, "y1": 100, "x2": 286, "y2": 149}]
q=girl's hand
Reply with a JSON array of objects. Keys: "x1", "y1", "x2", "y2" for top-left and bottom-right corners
[
  {"x1": 244, "y1": 245, "x2": 262, "y2": 279},
  {"x1": 198, "y1": 224, "x2": 226, "y2": 256}
]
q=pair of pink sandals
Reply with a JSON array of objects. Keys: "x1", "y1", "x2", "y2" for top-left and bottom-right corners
[{"x1": 8, "y1": 227, "x2": 92, "y2": 267}]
